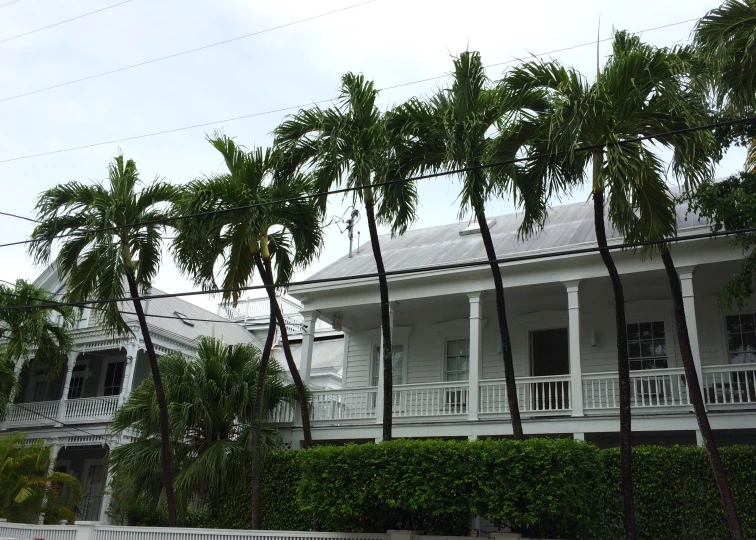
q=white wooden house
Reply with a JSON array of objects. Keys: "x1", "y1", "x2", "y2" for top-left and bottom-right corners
[{"x1": 276, "y1": 199, "x2": 756, "y2": 448}]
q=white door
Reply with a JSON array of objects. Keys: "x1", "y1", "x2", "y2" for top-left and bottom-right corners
[{"x1": 81, "y1": 462, "x2": 105, "y2": 521}]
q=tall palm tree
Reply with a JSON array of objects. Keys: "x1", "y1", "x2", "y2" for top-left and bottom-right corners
[
  {"x1": 171, "y1": 133, "x2": 321, "y2": 526},
  {"x1": 0, "y1": 279, "x2": 75, "y2": 413},
  {"x1": 274, "y1": 73, "x2": 418, "y2": 442},
  {"x1": 108, "y1": 336, "x2": 296, "y2": 520},
  {"x1": 0, "y1": 432, "x2": 82, "y2": 524},
  {"x1": 694, "y1": 0, "x2": 756, "y2": 173},
  {"x1": 27, "y1": 155, "x2": 181, "y2": 525},
  {"x1": 504, "y1": 31, "x2": 737, "y2": 539},
  {"x1": 386, "y1": 52, "x2": 531, "y2": 438}
]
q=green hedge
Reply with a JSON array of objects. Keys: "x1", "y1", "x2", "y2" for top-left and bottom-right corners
[{"x1": 129, "y1": 439, "x2": 756, "y2": 539}]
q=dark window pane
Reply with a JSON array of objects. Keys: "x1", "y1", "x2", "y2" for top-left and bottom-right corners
[
  {"x1": 630, "y1": 360, "x2": 642, "y2": 371},
  {"x1": 729, "y1": 334, "x2": 744, "y2": 352},
  {"x1": 655, "y1": 356, "x2": 668, "y2": 369},
  {"x1": 744, "y1": 333, "x2": 756, "y2": 351},
  {"x1": 628, "y1": 341, "x2": 641, "y2": 359},
  {"x1": 641, "y1": 340, "x2": 653, "y2": 357},
  {"x1": 627, "y1": 324, "x2": 639, "y2": 340},
  {"x1": 654, "y1": 341, "x2": 667, "y2": 357},
  {"x1": 653, "y1": 322, "x2": 665, "y2": 338},
  {"x1": 639, "y1": 323, "x2": 653, "y2": 339},
  {"x1": 727, "y1": 315, "x2": 741, "y2": 333},
  {"x1": 643, "y1": 359, "x2": 656, "y2": 370},
  {"x1": 743, "y1": 315, "x2": 756, "y2": 332}
]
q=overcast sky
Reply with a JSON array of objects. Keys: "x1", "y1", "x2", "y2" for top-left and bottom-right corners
[{"x1": 0, "y1": 0, "x2": 746, "y2": 314}]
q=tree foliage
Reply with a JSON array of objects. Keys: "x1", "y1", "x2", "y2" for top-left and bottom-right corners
[
  {"x1": 0, "y1": 432, "x2": 81, "y2": 524},
  {"x1": 108, "y1": 336, "x2": 298, "y2": 518}
]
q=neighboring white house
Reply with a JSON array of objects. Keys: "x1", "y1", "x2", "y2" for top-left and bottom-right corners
[
  {"x1": 0, "y1": 265, "x2": 255, "y2": 522},
  {"x1": 274, "y1": 199, "x2": 756, "y2": 449}
]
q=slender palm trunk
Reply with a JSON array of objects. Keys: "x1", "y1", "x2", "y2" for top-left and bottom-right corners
[
  {"x1": 364, "y1": 190, "x2": 393, "y2": 442},
  {"x1": 475, "y1": 205, "x2": 523, "y2": 439},
  {"x1": 660, "y1": 248, "x2": 743, "y2": 540},
  {"x1": 591, "y1": 153, "x2": 636, "y2": 539},
  {"x1": 257, "y1": 256, "x2": 312, "y2": 446},
  {"x1": 250, "y1": 275, "x2": 277, "y2": 529},
  {"x1": 124, "y1": 270, "x2": 177, "y2": 526}
]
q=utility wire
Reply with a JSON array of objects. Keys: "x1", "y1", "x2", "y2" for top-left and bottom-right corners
[
  {"x1": 0, "y1": 0, "x2": 377, "y2": 103},
  {"x1": 0, "y1": 15, "x2": 699, "y2": 164},
  {"x1": 0, "y1": 0, "x2": 135, "y2": 44},
  {"x1": 2, "y1": 115, "x2": 753, "y2": 250},
  {"x1": 1, "y1": 225, "x2": 754, "y2": 313},
  {"x1": 0, "y1": 0, "x2": 23, "y2": 8},
  {"x1": 0, "y1": 210, "x2": 38, "y2": 223}
]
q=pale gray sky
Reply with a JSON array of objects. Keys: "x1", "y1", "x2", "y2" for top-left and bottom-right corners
[{"x1": 0, "y1": 0, "x2": 746, "y2": 313}]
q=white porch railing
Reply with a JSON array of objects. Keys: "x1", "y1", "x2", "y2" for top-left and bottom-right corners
[
  {"x1": 582, "y1": 367, "x2": 690, "y2": 410},
  {"x1": 702, "y1": 364, "x2": 756, "y2": 406},
  {"x1": 0, "y1": 522, "x2": 76, "y2": 540},
  {"x1": 64, "y1": 396, "x2": 120, "y2": 422},
  {"x1": 393, "y1": 381, "x2": 469, "y2": 417},
  {"x1": 3, "y1": 400, "x2": 60, "y2": 427},
  {"x1": 310, "y1": 388, "x2": 378, "y2": 421},
  {"x1": 267, "y1": 402, "x2": 295, "y2": 424},
  {"x1": 480, "y1": 375, "x2": 571, "y2": 414}
]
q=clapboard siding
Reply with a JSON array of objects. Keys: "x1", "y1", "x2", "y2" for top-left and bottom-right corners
[{"x1": 344, "y1": 332, "x2": 373, "y2": 388}]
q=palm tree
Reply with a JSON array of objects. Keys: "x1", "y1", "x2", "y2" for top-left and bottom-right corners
[
  {"x1": 171, "y1": 133, "x2": 321, "y2": 527},
  {"x1": 694, "y1": 0, "x2": 756, "y2": 173},
  {"x1": 503, "y1": 31, "x2": 738, "y2": 539},
  {"x1": 27, "y1": 155, "x2": 181, "y2": 525},
  {"x1": 386, "y1": 52, "x2": 530, "y2": 438},
  {"x1": 0, "y1": 432, "x2": 82, "y2": 524},
  {"x1": 274, "y1": 73, "x2": 418, "y2": 441},
  {"x1": 108, "y1": 336, "x2": 297, "y2": 520},
  {"x1": 0, "y1": 279, "x2": 76, "y2": 414}
]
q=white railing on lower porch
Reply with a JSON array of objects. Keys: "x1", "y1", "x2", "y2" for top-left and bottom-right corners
[
  {"x1": 702, "y1": 364, "x2": 756, "y2": 406},
  {"x1": 64, "y1": 396, "x2": 120, "y2": 422},
  {"x1": 310, "y1": 388, "x2": 378, "y2": 421},
  {"x1": 393, "y1": 381, "x2": 469, "y2": 417},
  {"x1": 582, "y1": 368, "x2": 690, "y2": 410},
  {"x1": 3, "y1": 400, "x2": 60, "y2": 427},
  {"x1": 267, "y1": 401, "x2": 295, "y2": 424},
  {"x1": 0, "y1": 522, "x2": 76, "y2": 540},
  {"x1": 480, "y1": 375, "x2": 572, "y2": 414}
]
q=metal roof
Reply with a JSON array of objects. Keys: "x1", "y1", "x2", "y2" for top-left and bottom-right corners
[{"x1": 307, "y1": 198, "x2": 707, "y2": 281}]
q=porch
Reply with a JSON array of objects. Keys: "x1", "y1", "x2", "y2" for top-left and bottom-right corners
[
  {"x1": 1, "y1": 344, "x2": 150, "y2": 429},
  {"x1": 280, "y1": 259, "x2": 756, "y2": 439}
]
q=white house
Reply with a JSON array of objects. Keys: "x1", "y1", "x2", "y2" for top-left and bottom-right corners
[
  {"x1": 275, "y1": 199, "x2": 756, "y2": 449},
  {"x1": 0, "y1": 265, "x2": 255, "y2": 522}
]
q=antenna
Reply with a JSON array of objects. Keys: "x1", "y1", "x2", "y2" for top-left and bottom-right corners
[{"x1": 346, "y1": 208, "x2": 360, "y2": 258}]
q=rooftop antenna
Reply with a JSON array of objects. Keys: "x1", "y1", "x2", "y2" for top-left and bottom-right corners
[{"x1": 346, "y1": 209, "x2": 360, "y2": 258}]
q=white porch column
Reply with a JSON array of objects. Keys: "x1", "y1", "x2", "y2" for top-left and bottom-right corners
[
  {"x1": 375, "y1": 302, "x2": 395, "y2": 435},
  {"x1": 57, "y1": 352, "x2": 79, "y2": 424},
  {"x1": 3, "y1": 359, "x2": 25, "y2": 429},
  {"x1": 564, "y1": 280, "x2": 584, "y2": 417},
  {"x1": 119, "y1": 342, "x2": 139, "y2": 405},
  {"x1": 467, "y1": 292, "x2": 483, "y2": 421},
  {"x1": 298, "y1": 311, "x2": 319, "y2": 385},
  {"x1": 679, "y1": 266, "x2": 704, "y2": 383},
  {"x1": 98, "y1": 443, "x2": 116, "y2": 523}
]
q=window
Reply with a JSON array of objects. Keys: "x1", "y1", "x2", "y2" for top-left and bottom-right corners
[
  {"x1": 77, "y1": 308, "x2": 90, "y2": 329},
  {"x1": 627, "y1": 322, "x2": 668, "y2": 370},
  {"x1": 32, "y1": 379, "x2": 49, "y2": 401},
  {"x1": 67, "y1": 364, "x2": 86, "y2": 399},
  {"x1": 371, "y1": 344, "x2": 405, "y2": 386},
  {"x1": 445, "y1": 339, "x2": 470, "y2": 381},
  {"x1": 103, "y1": 361, "x2": 125, "y2": 396},
  {"x1": 726, "y1": 313, "x2": 756, "y2": 364}
]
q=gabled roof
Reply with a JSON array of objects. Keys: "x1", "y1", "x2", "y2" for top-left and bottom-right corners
[{"x1": 306, "y1": 198, "x2": 707, "y2": 281}]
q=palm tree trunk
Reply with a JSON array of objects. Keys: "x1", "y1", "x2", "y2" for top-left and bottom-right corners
[
  {"x1": 475, "y1": 205, "x2": 523, "y2": 439},
  {"x1": 250, "y1": 270, "x2": 277, "y2": 530},
  {"x1": 124, "y1": 270, "x2": 177, "y2": 526},
  {"x1": 363, "y1": 191, "x2": 394, "y2": 442},
  {"x1": 257, "y1": 256, "x2": 313, "y2": 446},
  {"x1": 591, "y1": 170, "x2": 636, "y2": 537},
  {"x1": 660, "y1": 247, "x2": 743, "y2": 540}
]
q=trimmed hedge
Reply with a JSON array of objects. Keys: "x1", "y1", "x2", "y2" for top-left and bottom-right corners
[{"x1": 145, "y1": 439, "x2": 756, "y2": 539}]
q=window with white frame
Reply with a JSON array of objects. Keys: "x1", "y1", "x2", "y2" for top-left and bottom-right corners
[
  {"x1": 445, "y1": 339, "x2": 470, "y2": 381},
  {"x1": 371, "y1": 344, "x2": 405, "y2": 386},
  {"x1": 726, "y1": 313, "x2": 756, "y2": 364},
  {"x1": 102, "y1": 361, "x2": 125, "y2": 396},
  {"x1": 627, "y1": 321, "x2": 668, "y2": 371},
  {"x1": 67, "y1": 364, "x2": 87, "y2": 399},
  {"x1": 77, "y1": 308, "x2": 91, "y2": 329}
]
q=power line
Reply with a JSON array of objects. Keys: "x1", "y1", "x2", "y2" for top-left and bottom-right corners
[
  {"x1": 0, "y1": 0, "x2": 136, "y2": 44},
  {"x1": 1, "y1": 225, "x2": 754, "y2": 313},
  {"x1": 0, "y1": 0, "x2": 377, "y2": 103},
  {"x1": 2, "y1": 115, "x2": 753, "y2": 250},
  {"x1": 0, "y1": 210, "x2": 38, "y2": 223},
  {"x1": 0, "y1": 0, "x2": 23, "y2": 8},
  {"x1": 0, "y1": 15, "x2": 700, "y2": 164}
]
